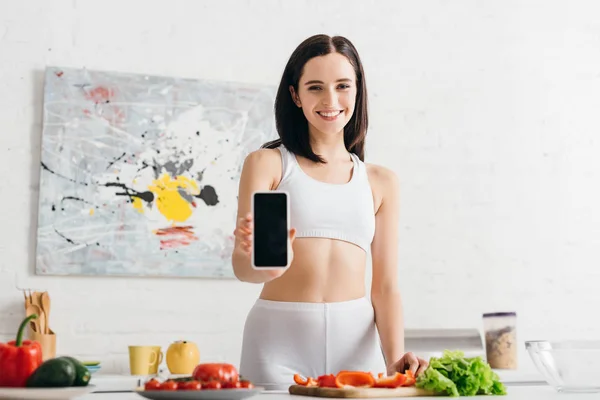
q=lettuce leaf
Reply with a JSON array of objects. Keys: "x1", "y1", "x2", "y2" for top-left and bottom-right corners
[{"x1": 415, "y1": 350, "x2": 507, "y2": 397}]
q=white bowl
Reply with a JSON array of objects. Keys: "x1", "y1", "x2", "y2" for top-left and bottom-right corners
[
  {"x1": 525, "y1": 340, "x2": 600, "y2": 393},
  {"x1": 86, "y1": 365, "x2": 101, "y2": 375}
]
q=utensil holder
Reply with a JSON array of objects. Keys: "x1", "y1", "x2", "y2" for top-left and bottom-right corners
[{"x1": 28, "y1": 325, "x2": 56, "y2": 361}]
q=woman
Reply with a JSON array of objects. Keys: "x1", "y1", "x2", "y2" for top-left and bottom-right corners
[{"x1": 232, "y1": 34, "x2": 428, "y2": 390}]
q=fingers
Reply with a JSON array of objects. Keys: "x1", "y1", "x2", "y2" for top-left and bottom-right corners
[
  {"x1": 416, "y1": 357, "x2": 429, "y2": 376},
  {"x1": 289, "y1": 227, "x2": 296, "y2": 242},
  {"x1": 234, "y1": 213, "x2": 253, "y2": 255},
  {"x1": 404, "y1": 352, "x2": 419, "y2": 375}
]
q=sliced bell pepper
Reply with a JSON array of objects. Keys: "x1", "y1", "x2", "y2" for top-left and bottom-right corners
[
  {"x1": 374, "y1": 372, "x2": 408, "y2": 388},
  {"x1": 316, "y1": 374, "x2": 337, "y2": 388},
  {"x1": 293, "y1": 374, "x2": 318, "y2": 387},
  {"x1": 403, "y1": 370, "x2": 416, "y2": 386},
  {"x1": 335, "y1": 371, "x2": 375, "y2": 388},
  {"x1": 0, "y1": 314, "x2": 43, "y2": 387},
  {"x1": 293, "y1": 373, "x2": 308, "y2": 385}
]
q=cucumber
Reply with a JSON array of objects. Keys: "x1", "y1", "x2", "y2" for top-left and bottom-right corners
[
  {"x1": 26, "y1": 357, "x2": 76, "y2": 387},
  {"x1": 60, "y1": 356, "x2": 91, "y2": 386}
]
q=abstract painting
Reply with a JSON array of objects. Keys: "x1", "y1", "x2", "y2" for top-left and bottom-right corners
[{"x1": 35, "y1": 66, "x2": 277, "y2": 278}]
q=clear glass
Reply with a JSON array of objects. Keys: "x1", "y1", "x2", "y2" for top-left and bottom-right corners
[
  {"x1": 526, "y1": 340, "x2": 600, "y2": 393},
  {"x1": 482, "y1": 312, "x2": 518, "y2": 369}
]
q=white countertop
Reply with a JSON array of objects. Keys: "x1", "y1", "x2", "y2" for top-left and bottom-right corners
[
  {"x1": 88, "y1": 368, "x2": 548, "y2": 393},
  {"x1": 79, "y1": 385, "x2": 600, "y2": 399}
]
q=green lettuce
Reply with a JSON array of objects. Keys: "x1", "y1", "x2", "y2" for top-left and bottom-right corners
[{"x1": 415, "y1": 350, "x2": 507, "y2": 397}]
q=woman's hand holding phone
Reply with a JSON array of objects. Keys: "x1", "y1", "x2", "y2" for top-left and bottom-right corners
[{"x1": 234, "y1": 212, "x2": 296, "y2": 280}]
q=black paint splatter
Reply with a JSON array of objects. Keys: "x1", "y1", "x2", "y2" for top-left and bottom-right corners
[
  {"x1": 196, "y1": 185, "x2": 219, "y2": 206},
  {"x1": 61, "y1": 196, "x2": 93, "y2": 206},
  {"x1": 104, "y1": 182, "x2": 154, "y2": 204},
  {"x1": 107, "y1": 152, "x2": 126, "y2": 170},
  {"x1": 54, "y1": 228, "x2": 77, "y2": 245},
  {"x1": 41, "y1": 162, "x2": 88, "y2": 186}
]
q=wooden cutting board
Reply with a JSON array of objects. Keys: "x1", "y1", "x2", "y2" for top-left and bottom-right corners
[{"x1": 288, "y1": 385, "x2": 441, "y2": 398}]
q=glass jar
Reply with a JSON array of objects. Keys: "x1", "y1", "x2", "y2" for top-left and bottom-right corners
[{"x1": 483, "y1": 312, "x2": 518, "y2": 369}]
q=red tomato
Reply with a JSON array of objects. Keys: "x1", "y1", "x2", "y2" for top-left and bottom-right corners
[
  {"x1": 180, "y1": 380, "x2": 202, "y2": 390},
  {"x1": 240, "y1": 380, "x2": 254, "y2": 389},
  {"x1": 144, "y1": 378, "x2": 161, "y2": 391},
  {"x1": 192, "y1": 363, "x2": 239, "y2": 384},
  {"x1": 222, "y1": 381, "x2": 241, "y2": 389},
  {"x1": 159, "y1": 380, "x2": 178, "y2": 391},
  {"x1": 203, "y1": 380, "x2": 222, "y2": 390}
]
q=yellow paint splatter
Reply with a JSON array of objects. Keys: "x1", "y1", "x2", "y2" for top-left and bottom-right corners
[
  {"x1": 147, "y1": 174, "x2": 200, "y2": 222},
  {"x1": 89, "y1": 209, "x2": 94, "y2": 216},
  {"x1": 132, "y1": 197, "x2": 144, "y2": 213}
]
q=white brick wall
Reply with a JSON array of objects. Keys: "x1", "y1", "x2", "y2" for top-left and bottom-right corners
[{"x1": 1, "y1": 0, "x2": 600, "y2": 375}]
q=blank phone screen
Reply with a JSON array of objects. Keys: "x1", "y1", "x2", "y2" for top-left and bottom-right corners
[{"x1": 253, "y1": 192, "x2": 288, "y2": 267}]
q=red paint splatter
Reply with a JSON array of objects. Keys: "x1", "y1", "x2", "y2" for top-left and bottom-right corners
[
  {"x1": 85, "y1": 86, "x2": 115, "y2": 103},
  {"x1": 156, "y1": 226, "x2": 198, "y2": 250},
  {"x1": 83, "y1": 86, "x2": 125, "y2": 125},
  {"x1": 55, "y1": 71, "x2": 64, "y2": 77}
]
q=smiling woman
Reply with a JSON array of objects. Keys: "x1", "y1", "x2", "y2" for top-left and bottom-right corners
[{"x1": 231, "y1": 34, "x2": 429, "y2": 390}]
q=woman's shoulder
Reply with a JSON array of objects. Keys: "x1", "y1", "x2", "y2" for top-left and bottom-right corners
[
  {"x1": 244, "y1": 147, "x2": 282, "y2": 166},
  {"x1": 241, "y1": 147, "x2": 283, "y2": 185},
  {"x1": 365, "y1": 163, "x2": 399, "y2": 187},
  {"x1": 365, "y1": 163, "x2": 400, "y2": 211}
]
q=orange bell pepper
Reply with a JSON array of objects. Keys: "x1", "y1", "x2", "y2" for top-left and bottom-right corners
[
  {"x1": 335, "y1": 371, "x2": 375, "y2": 388},
  {"x1": 293, "y1": 374, "x2": 317, "y2": 387},
  {"x1": 316, "y1": 374, "x2": 337, "y2": 388},
  {"x1": 373, "y1": 372, "x2": 408, "y2": 388}
]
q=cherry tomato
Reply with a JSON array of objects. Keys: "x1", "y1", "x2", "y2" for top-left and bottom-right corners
[
  {"x1": 159, "y1": 380, "x2": 178, "y2": 391},
  {"x1": 144, "y1": 378, "x2": 161, "y2": 391},
  {"x1": 222, "y1": 381, "x2": 241, "y2": 389},
  {"x1": 180, "y1": 380, "x2": 202, "y2": 390},
  {"x1": 203, "y1": 380, "x2": 222, "y2": 389},
  {"x1": 240, "y1": 380, "x2": 254, "y2": 389}
]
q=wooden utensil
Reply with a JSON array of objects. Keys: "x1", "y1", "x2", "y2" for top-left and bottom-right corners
[
  {"x1": 23, "y1": 290, "x2": 31, "y2": 310},
  {"x1": 40, "y1": 292, "x2": 51, "y2": 334},
  {"x1": 25, "y1": 304, "x2": 45, "y2": 334},
  {"x1": 288, "y1": 385, "x2": 440, "y2": 398},
  {"x1": 33, "y1": 291, "x2": 43, "y2": 308}
]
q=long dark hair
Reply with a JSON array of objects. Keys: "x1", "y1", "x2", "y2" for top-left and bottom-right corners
[{"x1": 262, "y1": 34, "x2": 368, "y2": 163}]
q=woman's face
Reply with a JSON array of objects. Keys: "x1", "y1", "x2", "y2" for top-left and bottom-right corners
[{"x1": 291, "y1": 52, "x2": 358, "y2": 137}]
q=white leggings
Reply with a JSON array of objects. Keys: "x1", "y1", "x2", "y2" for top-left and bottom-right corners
[{"x1": 239, "y1": 297, "x2": 386, "y2": 390}]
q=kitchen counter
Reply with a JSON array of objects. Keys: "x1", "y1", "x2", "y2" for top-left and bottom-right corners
[{"x1": 79, "y1": 385, "x2": 600, "y2": 400}]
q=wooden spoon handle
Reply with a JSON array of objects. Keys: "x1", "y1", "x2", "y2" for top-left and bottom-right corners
[{"x1": 41, "y1": 292, "x2": 51, "y2": 334}]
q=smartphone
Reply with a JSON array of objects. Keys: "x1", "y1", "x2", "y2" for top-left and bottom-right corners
[{"x1": 251, "y1": 191, "x2": 290, "y2": 269}]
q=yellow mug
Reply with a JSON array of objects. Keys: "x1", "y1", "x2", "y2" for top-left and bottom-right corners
[{"x1": 128, "y1": 346, "x2": 163, "y2": 375}]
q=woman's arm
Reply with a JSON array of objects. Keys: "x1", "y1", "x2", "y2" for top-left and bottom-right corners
[
  {"x1": 232, "y1": 149, "x2": 286, "y2": 283},
  {"x1": 369, "y1": 165, "x2": 429, "y2": 376},
  {"x1": 369, "y1": 166, "x2": 405, "y2": 367}
]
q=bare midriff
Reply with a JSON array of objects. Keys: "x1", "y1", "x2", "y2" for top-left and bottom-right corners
[{"x1": 259, "y1": 237, "x2": 367, "y2": 303}]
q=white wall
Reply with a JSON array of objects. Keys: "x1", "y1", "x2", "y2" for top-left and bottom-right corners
[{"x1": 1, "y1": 0, "x2": 599, "y2": 374}]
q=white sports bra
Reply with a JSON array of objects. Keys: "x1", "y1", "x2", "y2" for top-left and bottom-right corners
[{"x1": 275, "y1": 145, "x2": 375, "y2": 253}]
